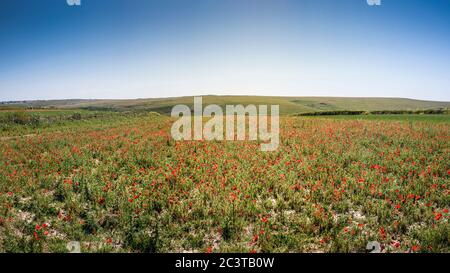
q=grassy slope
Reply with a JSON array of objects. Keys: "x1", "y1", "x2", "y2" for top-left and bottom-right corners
[
  {"x1": 307, "y1": 114, "x2": 450, "y2": 123},
  {"x1": 2, "y1": 96, "x2": 449, "y2": 115}
]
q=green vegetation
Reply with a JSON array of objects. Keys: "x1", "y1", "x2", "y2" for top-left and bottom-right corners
[
  {"x1": 0, "y1": 110, "x2": 150, "y2": 137},
  {"x1": 308, "y1": 114, "x2": 450, "y2": 123},
  {"x1": 2, "y1": 96, "x2": 449, "y2": 115},
  {"x1": 0, "y1": 110, "x2": 448, "y2": 253},
  {"x1": 294, "y1": 109, "x2": 449, "y2": 116}
]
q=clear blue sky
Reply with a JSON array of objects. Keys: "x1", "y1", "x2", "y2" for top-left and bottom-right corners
[{"x1": 0, "y1": 0, "x2": 449, "y2": 101}]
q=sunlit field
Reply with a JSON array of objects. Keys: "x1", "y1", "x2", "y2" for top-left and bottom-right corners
[{"x1": 0, "y1": 111, "x2": 448, "y2": 253}]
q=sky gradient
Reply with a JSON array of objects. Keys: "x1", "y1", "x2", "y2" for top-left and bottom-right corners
[{"x1": 0, "y1": 0, "x2": 449, "y2": 101}]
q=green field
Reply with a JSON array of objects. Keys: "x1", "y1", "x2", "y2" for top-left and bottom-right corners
[
  {"x1": 1, "y1": 98, "x2": 449, "y2": 137},
  {"x1": 0, "y1": 109, "x2": 158, "y2": 137},
  {"x1": 309, "y1": 114, "x2": 450, "y2": 123},
  {"x1": 2, "y1": 96, "x2": 449, "y2": 115}
]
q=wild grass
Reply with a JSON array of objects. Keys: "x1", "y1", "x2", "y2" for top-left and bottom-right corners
[{"x1": 0, "y1": 111, "x2": 448, "y2": 253}]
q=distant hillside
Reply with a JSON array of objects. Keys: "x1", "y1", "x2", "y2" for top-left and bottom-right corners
[{"x1": 2, "y1": 96, "x2": 449, "y2": 115}]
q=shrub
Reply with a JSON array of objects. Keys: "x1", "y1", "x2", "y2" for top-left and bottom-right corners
[{"x1": 6, "y1": 111, "x2": 40, "y2": 125}]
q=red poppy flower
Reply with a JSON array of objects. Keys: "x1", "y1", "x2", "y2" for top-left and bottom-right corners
[
  {"x1": 379, "y1": 227, "x2": 386, "y2": 239},
  {"x1": 435, "y1": 212, "x2": 442, "y2": 221},
  {"x1": 391, "y1": 241, "x2": 400, "y2": 248}
]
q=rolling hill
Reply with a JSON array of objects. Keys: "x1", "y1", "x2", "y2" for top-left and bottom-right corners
[{"x1": 2, "y1": 96, "x2": 449, "y2": 115}]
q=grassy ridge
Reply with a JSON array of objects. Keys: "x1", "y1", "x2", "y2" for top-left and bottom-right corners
[
  {"x1": 307, "y1": 114, "x2": 450, "y2": 123},
  {"x1": 2, "y1": 96, "x2": 449, "y2": 115}
]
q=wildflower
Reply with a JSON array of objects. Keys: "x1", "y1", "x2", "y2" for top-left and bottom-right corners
[
  {"x1": 379, "y1": 227, "x2": 386, "y2": 239},
  {"x1": 71, "y1": 146, "x2": 80, "y2": 154},
  {"x1": 391, "y1": 241, "x2": 400, "y2": 248},
  {"x1": 435, "y1": 212, "x2": 442, "y2": 221}
]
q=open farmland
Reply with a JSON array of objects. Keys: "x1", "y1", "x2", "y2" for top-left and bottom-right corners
[
  {"x1": 3, "y1": 96, "x2": 450, "y2": 115},
  {"x1": 0, "y1": 110, "x2": 448, "y2": 253}
]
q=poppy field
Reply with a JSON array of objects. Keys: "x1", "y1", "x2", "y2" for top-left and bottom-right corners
[{"x1": 0, "y1": 112, "x2": 449, "y2": 253}]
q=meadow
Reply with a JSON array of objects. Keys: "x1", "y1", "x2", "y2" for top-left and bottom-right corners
[
  {"x1": 0, "y1": 109, "x2": 448, "y2": 253},
  {"x1": 4, "y1": 96, "x2": 450, "y2": 115}
]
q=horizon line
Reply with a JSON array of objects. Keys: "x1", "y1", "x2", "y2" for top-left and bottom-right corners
[{"x1": 1, "y1": 95, "x2": 450, "y2": 104}]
